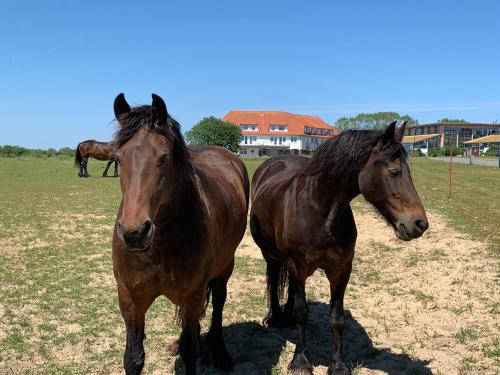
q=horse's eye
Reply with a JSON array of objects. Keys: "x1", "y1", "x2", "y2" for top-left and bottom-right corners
[
  {"x1": 389, "y1": 168, "x2": 401, "y2": 177},
  {"x1": 159, "y1": 154, "x2": 169, "y2": 165}
]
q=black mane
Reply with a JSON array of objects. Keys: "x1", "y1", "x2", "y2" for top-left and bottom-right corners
[
  {"x1": 114, "y1": 105, "x2": 188, "y2": 163},
  {"x1": 306, "y1": 129, "x2": 406, "y2": 176}
]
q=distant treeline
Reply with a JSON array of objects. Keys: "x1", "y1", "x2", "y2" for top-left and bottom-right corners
[{"x1": 0, "y1": 145, "x2": 76, "y2": 158}]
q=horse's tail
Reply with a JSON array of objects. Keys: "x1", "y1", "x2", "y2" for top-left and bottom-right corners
[
  {"x1": 272, "y1": 260, "x2": 289, "y2": 306},
  {"x1": 250, "y1": 213, "x2": 289, "y2": 305},
  {"x1": 74, "y1": 143, "x2": 83, "y2": 167},
  {"x1": 173, "y1": 278, "x2": 215, "y2": 325}
]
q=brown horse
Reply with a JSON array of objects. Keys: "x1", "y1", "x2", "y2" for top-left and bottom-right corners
[
  {"x1": 74, "y1": 140, "x2": 118, "y2": 177},
  {"x1": 250, "y1": 121, "x2": 428, "y2": 374},
  {"x1": 111, "y1": 93, "x2": 249, "y2": 375}
]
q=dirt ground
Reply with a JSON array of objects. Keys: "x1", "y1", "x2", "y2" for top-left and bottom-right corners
[
  {"x1": 234, "y1": 205, "x2": 499, "y2": 375},
  {"x1": 0, "y1": 205, "x2": 498, "y2": 374}
]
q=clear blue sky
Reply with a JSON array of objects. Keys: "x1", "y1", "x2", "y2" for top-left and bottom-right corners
[{"x1": 1, "y1": 1, "x2": 499, "y2": 149}]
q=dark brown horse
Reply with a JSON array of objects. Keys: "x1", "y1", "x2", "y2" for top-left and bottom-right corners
[
  {"x1": 74, "y1": 140, "x2": 118, "y2": 177},
  {"x1": 250, "y1": 121, "x2": 428, "y2": 374},
  {"x1": 111, "y1": 93, "x2": 249, "y2": 375}
]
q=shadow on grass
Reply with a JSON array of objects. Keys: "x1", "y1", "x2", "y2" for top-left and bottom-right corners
[{"x1": 174, "y1": 302, "x2": 431, "y2": 374}]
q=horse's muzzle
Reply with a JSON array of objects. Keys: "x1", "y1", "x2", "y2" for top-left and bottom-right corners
[
  {"x1": 396, "y1": 217, "x2": 428, "y2": 241},
  {"x1": 117, "y1": 219, "x2": 155, "y2": 252}
]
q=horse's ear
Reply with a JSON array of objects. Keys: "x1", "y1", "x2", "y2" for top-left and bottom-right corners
[
  {"x1": 382, "y1": 120, "x2": 398, "y2": 142},
  {"x1": 396, "y1": 121, "x2": 408, "y2": 142},
  {"x1": 114, "y1": 93, "x2": 131, "y2": 126},
  {"x1": 151, "y1": 94, "x2": 168, "y2": 126}
]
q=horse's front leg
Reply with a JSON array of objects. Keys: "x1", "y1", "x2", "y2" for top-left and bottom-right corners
[
  {"x1": 117, "y1": 282, "x2": 151, "y2": 375},
  {"x1": 103, "y1": 160, "x2": 113, "y2": 177},
  {"x1": 287, "y1": 260, "x2": 313, "y2": 374},
  {"x1": 325, "y1": 260, "x2": 352, "y2": 375},
  {"x1": 113, "y1": 160, "x2": 119, "y2": 177},
  {"x1": 179, "y1": 294, "x2": 204, "y2": 375}
]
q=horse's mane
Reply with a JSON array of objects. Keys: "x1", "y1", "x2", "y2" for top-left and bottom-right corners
[
  {"x1": 306, "y1": 129, "x2": 407, "y2": 177},
  {"x1": 114, "y1": 105, "x2": 187, "y2": 161}
]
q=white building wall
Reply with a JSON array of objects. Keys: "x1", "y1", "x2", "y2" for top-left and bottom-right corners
[
  {"x1": 240, "y1": 135, "x2": 308, "y2": 149},
  {"x1": 238, "y1": 134, "x2": 329, "y2": 157}
]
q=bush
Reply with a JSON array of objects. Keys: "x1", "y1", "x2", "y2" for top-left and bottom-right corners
[
  {"x1": 428, "y1": 148, "x2": 443, "y2": 157},
  {"x1": 427, "y1": 147, "x2": 464, "y2": 157},
  {"x1": 408, "y1": 149, "x2": 422, "y2": 157},
  {"x1": 484, "y1": 149, "x2": 498, "y2": 157}
]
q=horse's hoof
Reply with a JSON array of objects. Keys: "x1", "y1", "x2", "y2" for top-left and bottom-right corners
[
  {"x1": 288, "y1": 352, "x2": 313, "y2": 374},
  {"x1": 262, "y1": 312, "x2": 294, "y2": 328},
  {"x1": 328, "y1": 362, "x2": 350, "y2": 375},
  {"x1": 202, "y1": 346, "x2": 234, "y2": 371}
]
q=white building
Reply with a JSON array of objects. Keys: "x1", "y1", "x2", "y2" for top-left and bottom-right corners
[{"x1": 222, "y1": 111, "x2": 337, "y2": 157}]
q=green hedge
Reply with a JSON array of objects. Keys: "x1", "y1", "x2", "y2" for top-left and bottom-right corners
[
  {"x1": 0, "y1": 145, "x2": 76, "y2": 158},
  {"x1": 428, "y1": 147, "x2": 464, "y2": 157}
]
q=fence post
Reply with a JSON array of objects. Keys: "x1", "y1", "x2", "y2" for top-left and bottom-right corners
[{"x1": 448, "y1": 147, "x2": 453, "y2": 199}]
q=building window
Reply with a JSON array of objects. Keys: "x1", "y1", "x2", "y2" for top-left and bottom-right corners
[
  {"x1": 270, "y1": 125, "x2": 288, "y2": 132},
  {"x1": 291, "y1": 136, "x2": 297, "y2": 142},
  {"x1": 241, "y1": 124, "x2": 258, "y2": 131},
  {"x1": 239, "y1": 149, "x2": 247, "y2": 155}
]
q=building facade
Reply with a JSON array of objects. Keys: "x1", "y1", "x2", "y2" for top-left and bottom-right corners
[
  {"x1": 404, "y1": 122, "x2": 500, "y2": 149},
  {"x1": 222, "y1": 111, "x2": 337, "y2": 157}
]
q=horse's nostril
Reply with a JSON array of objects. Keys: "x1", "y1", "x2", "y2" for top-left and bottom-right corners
[
  {"x1": 139, "y1": 220, "x2": 153, "y2": 239},
  {"x1": 415, "y1": 219, "x2": 429, "y2": 232}
]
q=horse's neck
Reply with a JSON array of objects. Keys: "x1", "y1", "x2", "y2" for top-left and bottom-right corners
[
  {"x1": 306, "y1": 161, "x2": 363, "y2": 230},
  {"x1": 159, "y1": 162, "x2": 204, "y2": 233}
]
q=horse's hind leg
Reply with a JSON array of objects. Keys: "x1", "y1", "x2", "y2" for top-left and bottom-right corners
[
  {"x1": 325, "y1": 261, "x2": 352, "y2": 375},
  {"x1": 83, "y1": 158, "x2": 90, "y2": 177},
  {"x1": 202, "y1": 259, "x2": 235, "y2": 371},
  {"x1": 78, "y1": 161, "x2": 84, "y2": 177},
  {"x1": 287, "y1": 260, "x2": 313, "y2": 374}
]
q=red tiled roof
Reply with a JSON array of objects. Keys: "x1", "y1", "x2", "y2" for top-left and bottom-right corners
[{"x1": 222, "y1": 110, "x2": 337, "y2": 137}]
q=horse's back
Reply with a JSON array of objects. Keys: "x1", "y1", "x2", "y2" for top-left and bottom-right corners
[
  {"x1": 78, "y1": 140, "x2": 116, "y2": 160},
  {"x1": 188, "y1": 145, "x2": 249, "y2": 204},
  {"x1": 185, "y1": 145, "x2": 249, "y2": 273},
  {"x1": 252, "y1": 155, "x2": 307, "y2": 200}
]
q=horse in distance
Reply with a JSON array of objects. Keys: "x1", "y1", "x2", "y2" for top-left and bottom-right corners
[{"x1": 74, "y1": 140, "x2": 119, "y2": 177}]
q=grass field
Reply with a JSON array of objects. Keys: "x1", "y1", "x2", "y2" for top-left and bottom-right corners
[{"x1": 0, "y1": 156, "x2": 498, "y2": 374}]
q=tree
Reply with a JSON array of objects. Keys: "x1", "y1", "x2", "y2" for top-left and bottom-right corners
[
  {"x1": 437, "y1": 118, "x2": 469, "y2": 123},
  {"x1": 185, "y1": 117, "x2": 242, "y2": 152},
  {"x1": 57, "y1": 147, "x2": 76, "y2": 157},
  {"x1": 334, "y1": 112, "x2": 418, "y2": 132}
]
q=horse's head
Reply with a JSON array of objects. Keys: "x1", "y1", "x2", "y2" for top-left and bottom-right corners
[
  {"x1": 359, "y1": 121, "x2": 428, "y2": 241},
  {"x1": 113, "y1": 93, "x2": 185, "y2": 252}
]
